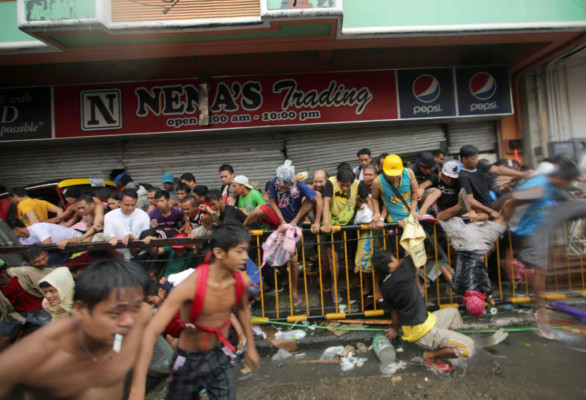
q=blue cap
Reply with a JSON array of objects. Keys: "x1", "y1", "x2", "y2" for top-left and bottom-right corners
[{"x1": 162, "y1": 173, "x2": 175, "y2": 183}]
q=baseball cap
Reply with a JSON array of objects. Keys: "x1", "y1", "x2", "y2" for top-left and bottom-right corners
[
  {"x1": 463, "y1": 290, "x2": 486, "y2": 317},
  {"x1": 162, "y1": 173, "x2": 175, "y2": 184},
  {"x1": 233, "y1": 175, "x2": 253, "y2": 189},
  {"x1": 382, "y1": 154, "x2": 404, "y2": 177},
  {"x1": 442, "y1": 160, "x2": 461, "y2": 179},
  {"x1": 417, "y1": 152, "x2": 436, "y2": 168},
  {"x1": 171, "y1": 232, "x2": 189, "y2": 249}
]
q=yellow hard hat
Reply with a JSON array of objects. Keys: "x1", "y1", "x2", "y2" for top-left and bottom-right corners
[{"x1": 383, "y1": 154, "x2": 404, "y2": 177}]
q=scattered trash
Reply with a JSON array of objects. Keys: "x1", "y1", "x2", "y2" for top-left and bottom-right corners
[
  {"x1": 340, "y1": 354, "x2": 368, "y2": 372},
  {"x1": 272, "y1": 348, "x2": 293, "y2": 361},
  {"x1": 320, "y1": 346, "x2": 345, "y2": 360},
  {"x1": 294, "y1": 353, "x2": 306, "y2": 359},
  {"x1": 275, "y1": 329, "x2": 306, "y2": 341},
  {"x1": 252, "y1": 325, "x2": 266, "y2": 339},
  {"x1": 339, "y1": 305, "x2": 347, "y2": 313},
  {"x1": 344, "y1": 345, "x2": 355, "y2": 357},
  {"x1": 240, "y1": 366, "x2": 252, "y2": 374},
  {"x1": 391, "y1": 376, "x2": 402, "y2": 383},
  {"x1": 380, "y1": 361, "x2": 408, "y2": 376},
  {"x1": 367, "y1": 345, "x2": 374, "y2": 351},
  {"x1": 301, "y1": 321, "x2": 316, "y2": 331},
  {"x1": 424, "y1": 377, "x2": 429, "y2": 382},
  {"x1": 277, "y1": 363, "x2": 284, "y2": 368},
  {"x1": 482, "y1": 328, "x2": 509, "y2": 348},
  {"x1": 396, "y1": 347, "x2": 404, "y2": 353},
  {"x1": 356, "y1": 342, "x2": 368, "y2": 353},
  {"x1": 523, "y1": 342, "x2": 532, "y2": 347}
]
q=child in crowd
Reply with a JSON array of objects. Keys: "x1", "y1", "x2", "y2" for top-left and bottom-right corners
[
  {"x1": 38, "y1": 267, "x2": 75, "y2": 321},
  {"x1": 130, "y1": 224, "x2": 259, "y2": 400}
]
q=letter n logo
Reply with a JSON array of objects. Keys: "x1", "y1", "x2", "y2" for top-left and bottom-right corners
[{"x1": 81, "y1": 89, "x2": 122, "y2": 131}]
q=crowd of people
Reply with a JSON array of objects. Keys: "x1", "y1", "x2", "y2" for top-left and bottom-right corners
[{"x1": 0, "y1": 145, "x2": 583, "y2": 399}]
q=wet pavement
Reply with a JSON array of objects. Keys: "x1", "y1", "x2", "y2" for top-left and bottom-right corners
[{"x1": 236, "y1": 327, "x2": 586, "y2": 400}]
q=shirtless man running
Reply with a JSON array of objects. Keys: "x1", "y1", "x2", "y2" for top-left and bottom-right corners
[{"x1": 0, "y1": 259, "x2": 151, "y2": 399}]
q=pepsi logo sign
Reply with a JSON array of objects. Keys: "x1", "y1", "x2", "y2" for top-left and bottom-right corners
[
  {"x1": 412, "y1": 75, "x2": 441, "y2": 103},
  {"x1": 469, "y1": 72, "x2": 497, "y2": 101}
]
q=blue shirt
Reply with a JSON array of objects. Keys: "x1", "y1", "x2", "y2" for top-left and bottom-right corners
[
  {"x1": 378, "y1": 169, "x2": 413, "y2": 222},
  {"x1": 514, "y1": 174, "x2": 556, "y2": 236},
  {"x1": 269, "y1": 179, "x2": 317, "y2": 223}
]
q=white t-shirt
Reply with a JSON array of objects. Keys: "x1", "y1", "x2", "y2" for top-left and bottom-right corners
[
  {"x1": 104, "y1": 208, "x2": 150, "y2": 239},
  {"x1": 104, "y1": 208, "x2": 150, "y2": 259},
  {"x1": 19, "y1": 223, "x2": 82, "y2": 245}
]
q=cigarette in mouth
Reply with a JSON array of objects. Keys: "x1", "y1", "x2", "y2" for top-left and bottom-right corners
[{"x1": 113, "y1": 334, "x2": 123, "y2": 353}]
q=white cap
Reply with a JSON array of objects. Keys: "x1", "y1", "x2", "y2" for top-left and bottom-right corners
[
  {"x1": 233, "y1": 175, "x2": 253, "y2": 189},
  {"x1": 442, "y1": 160, "x2": 461, "y2": 178}
]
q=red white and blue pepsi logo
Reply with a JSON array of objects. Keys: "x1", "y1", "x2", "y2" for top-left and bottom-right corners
[
  {"x1": 412, "y1": 74, "x2": 441, "y2": 103},
  {"x1": 469, "y1": 72, "x2": 497, "y2": 101}
]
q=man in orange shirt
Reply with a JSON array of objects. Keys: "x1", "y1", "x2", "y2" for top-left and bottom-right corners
[{"x1": 9, "y1": 187, "x2": 63, "y2": 226}]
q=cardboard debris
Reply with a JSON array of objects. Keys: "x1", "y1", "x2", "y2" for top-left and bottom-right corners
[{"x1": 391, "y1": 376, "x2": 402, "y2": 383}]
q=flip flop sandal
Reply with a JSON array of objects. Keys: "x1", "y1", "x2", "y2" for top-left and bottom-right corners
[
  {"x1": 332, "y1": 294, "x2": 343, "y2": 304},
  {"x1": 235, "y1": 338, "x2": 248, "y2": 356},
  {"x1": 293, "y1": 297, "x2": 304, "y2": 308},
  {"x1": 424, "y1": 359, "x2": 454, "y2": 373}
]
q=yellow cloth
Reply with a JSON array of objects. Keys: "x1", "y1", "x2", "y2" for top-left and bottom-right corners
[
  {"x1": 399, "y1": 214, "x2": 427, "y2": 268},
  {"x1": 17, "y1": 198, "x2": 55, "y2": 226},
  {"x1": 328, "y1": 177, "x2": 360, "y2": 226},
  {"x1": 38, "y1": 267, "x2": 75, "y2": 321},
  {"x1": 402, "y1": 311, "x2": 437, "y2": 342}
]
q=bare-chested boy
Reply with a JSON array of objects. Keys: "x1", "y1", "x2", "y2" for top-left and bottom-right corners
[
  {"x1": 0, "y1": 259, "x2": 150, "y2": 399},
  {"x1": 129, "y1": 224, "x2": 260, "y2": 400}
]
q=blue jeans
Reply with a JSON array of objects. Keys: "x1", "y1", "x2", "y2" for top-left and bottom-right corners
[{"x1": 0, "y1": 309, "x2": 52, "y2": 337}]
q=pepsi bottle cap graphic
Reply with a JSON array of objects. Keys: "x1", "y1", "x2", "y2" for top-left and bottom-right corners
[
  {"x1": 412, "y1": 74, "x2": 441, "y2": 103},
  {"x1": 469, "y1": 72, "x2": 497, "y2": 101}
]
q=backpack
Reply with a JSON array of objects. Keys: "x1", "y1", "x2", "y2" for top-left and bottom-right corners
[{"x1": 261, "y1": 224, "x2": 302, "y2": 268}]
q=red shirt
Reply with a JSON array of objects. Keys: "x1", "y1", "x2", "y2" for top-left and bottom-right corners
[{"x1": 1, "y1": 277, "x2": 43, "y2": 311}]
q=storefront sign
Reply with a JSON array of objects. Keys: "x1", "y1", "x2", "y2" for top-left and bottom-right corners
[
  {"x1": 54, "y1": 70, "x2": 398, "y2": 138},
  {"x1": 397, "y1": 68, "x2": 456, "y2": 119},
  {"x1": 4, "y1": 66, "x2": 512, "y2": 141},
  {"x1": 455, "y1": 66, "x2": 512, "y2": 116},
  {"x1": 0, "y1": 87, "x2": 52, "y2": 141}
]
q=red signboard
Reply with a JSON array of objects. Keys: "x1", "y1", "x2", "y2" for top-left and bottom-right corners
[{"x1": 54, "y1": 71, "x2": 398, "y2": 138}]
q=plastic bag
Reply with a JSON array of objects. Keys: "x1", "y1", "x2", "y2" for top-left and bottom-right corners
[{"x1": 354, "y1": 204, "x2": 373, "y2": 224}]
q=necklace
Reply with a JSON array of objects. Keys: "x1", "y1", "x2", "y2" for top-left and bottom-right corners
[{"x1": 78, "y1": 326, "x2": 112, "y2": 363}]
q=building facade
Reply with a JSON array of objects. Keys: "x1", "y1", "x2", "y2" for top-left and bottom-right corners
[{"x1": 1, "y1": 0, "x2": 585, "y2": 187}]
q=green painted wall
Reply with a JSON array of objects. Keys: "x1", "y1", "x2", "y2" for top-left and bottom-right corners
[
  {"x1": 343, "y1": 0, "x2": 586, "y2": 28},
  {"x1": 267, "y1": 0, "x2": 336, "y2": 10},
  {"x1": 52, "y1": 23, "x2": 331, "y2": 47},
  {"x1": 25, "y1": 0, "x2": 95, "y2": 21},
  {"x1": 0, "y1": 2, "x2": 39, "y2": 43}
]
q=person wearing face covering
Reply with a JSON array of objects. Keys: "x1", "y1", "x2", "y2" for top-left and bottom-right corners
[{"x1": 38, "y1": 267, "x2": 75, "y2": 321}]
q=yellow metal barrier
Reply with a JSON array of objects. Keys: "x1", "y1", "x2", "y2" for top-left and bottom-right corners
[{"x1": 250, "y1": 218, "x2": 585, "y2": 322}]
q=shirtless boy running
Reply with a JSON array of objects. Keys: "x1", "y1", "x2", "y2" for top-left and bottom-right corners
[
  {"x1": 130, "y1": 224, "x2": 260, "y2": 400},
  {"x1": 0, "y1": 259, "x2": 151, "y2": 399}
]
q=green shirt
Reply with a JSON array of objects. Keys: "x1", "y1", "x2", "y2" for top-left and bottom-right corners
[
  {"x1": 162, "y1": 246, "x2": 194, "y2": 278},
  {"x1": 237, "y1": 189, "x2": 266, "y2": 213}
]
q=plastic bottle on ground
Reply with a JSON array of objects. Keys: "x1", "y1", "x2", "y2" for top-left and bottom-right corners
[{"x1": 372, "y1": 334, "x2": 396, "y2": 372}]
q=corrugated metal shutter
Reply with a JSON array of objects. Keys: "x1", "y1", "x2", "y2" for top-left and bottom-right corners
[
  {"x1": 447, "y1": 121, "x2": 497, "y2": 155},
  {"x1": 0, "y1": 131, "x2": 285, "y2": 190},
  {"x1": 122, "y1": 131, "x2": 285, "y2": 188},
  {"x1": 286, "y1": 124, "x2": 446, "y2": 177},
  {"x1": 0, "y1": 141, "x2": 126, "y2": 189}
]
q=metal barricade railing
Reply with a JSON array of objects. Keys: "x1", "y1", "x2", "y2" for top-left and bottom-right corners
[
  {"x1": 250, "y1": 219, "x2": 586, "y2": 323},
  {"x1": 1, "y1": 218, "x2": 585, "y2": 323}
]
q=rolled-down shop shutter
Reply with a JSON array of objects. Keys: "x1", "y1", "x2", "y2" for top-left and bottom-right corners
[
  {"x1": 0, "y1": 141, "x2": 126, "y2": 189},
  {"x1": 0, "y1": 131, "x2": 286, "y2": 191},
  {"x1": 122, "y1": 131, "x2": 286, "y2": 188},
  {"x1": 446, "y1": 121, "x2": 497, "y2": 155},
  {"x1": 286, "y1": 124, "x2": 446, "y2": 177}
]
